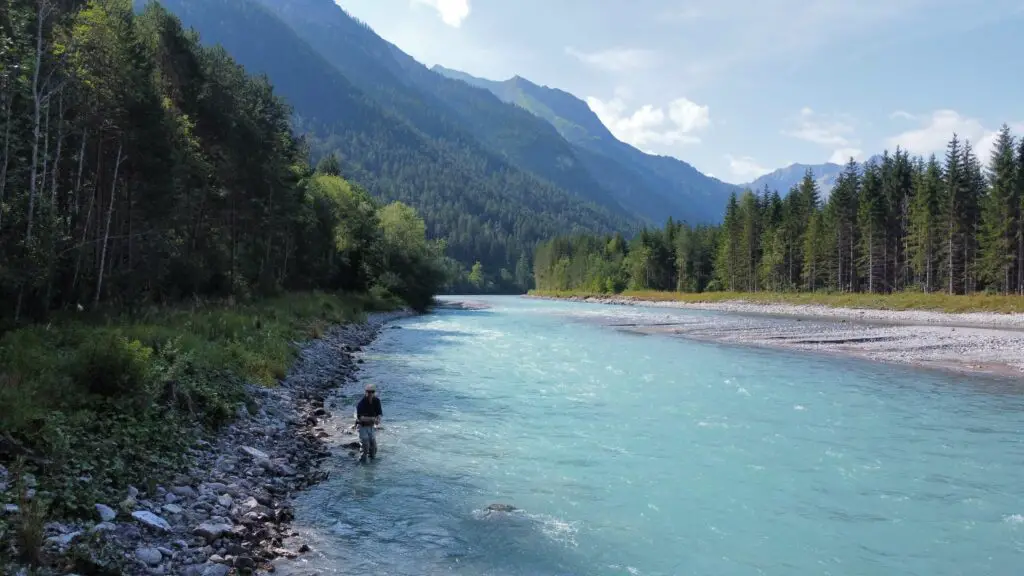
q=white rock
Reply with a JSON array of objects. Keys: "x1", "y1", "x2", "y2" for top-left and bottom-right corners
[
  {"x1": 45, "y1": 531, "x2": 82, "y2": 548},
  {"x1": 95, "y1": 503, "x2": 117, "y2": 522},
  {"x1": 217, "y1": 494, "x2": 233, "y2": 508},
  {"x1": 132, "y1": 510, "x2": 172, "y2": 532},
  {"x1": 162, "y1": 503, "x2": 184, "y2": 515},
  {"x1": 239, "y1": 446, "x2": 269, "y2": 460},
  {"x1": 136, "y1": 546, "x2": 163, "y2": 566}
]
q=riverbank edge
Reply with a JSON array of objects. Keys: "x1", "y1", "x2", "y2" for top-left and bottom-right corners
[
  {"x1": 1, "y1": 309, "x2": 414, "y2": 576},
  {"x1": 526, "y1": 293, "x2": 1024, "y2": 379},
  {"x1": 526, "y1": 293, "x2": 1024, "y2": 329}
]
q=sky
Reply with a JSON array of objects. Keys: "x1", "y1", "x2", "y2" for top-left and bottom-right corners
[{"x1": 335, "y1": 0, "x2": 1024, "y2": 184}]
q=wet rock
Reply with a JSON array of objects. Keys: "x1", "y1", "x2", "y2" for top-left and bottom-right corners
[
  {"x1": 234, "y1": 555, "x2": 255, "y2": 571},
  {"x1": 95, "y1": 503, "x2": 117, "y2": 522},
  {"x1": 486, "y1": 503, "x2": 518, "y2": 513},
  {"x1": 171, "y1": 485, "x2": 198, "y2": 499},
  {"x1": 90, "y1": 522, "x2": 116, "y2": 533},
  {"x1": 200, "y1": 561, "x2": 231, "y2": 573},
  {"x1": 133, "y1": 510, "x2": 172, "y2": 532},
  {"x1": 240, "y1": 446, "x2": 269, "y2": 460},
  {"x1": 136, "y1": 546, "x2": 163, "y2": 566},
  {"x1": 194, "y1": 521, "x2": 233, "y2": 543}
]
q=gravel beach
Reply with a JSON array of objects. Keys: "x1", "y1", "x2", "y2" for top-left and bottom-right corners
[{"x1": 531, "y1": 295, "x2": 1024, "y2": 379}]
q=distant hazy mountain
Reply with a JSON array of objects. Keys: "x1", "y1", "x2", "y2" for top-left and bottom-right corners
[
  {"x1": 432, "y1": 65, "x2": 740, "y2": 224},
  {"x1": 745, "y1": 155, "x2": 885, "y2": 197}
]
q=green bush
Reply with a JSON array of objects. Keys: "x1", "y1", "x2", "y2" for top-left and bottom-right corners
[{"x1": 68, "y1": 333, "x2": 155, "y2": 399}]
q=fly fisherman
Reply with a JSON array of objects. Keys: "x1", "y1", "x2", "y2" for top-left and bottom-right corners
[{"x1": 354, "y1": 383, "x2": 382, "y2": 462}]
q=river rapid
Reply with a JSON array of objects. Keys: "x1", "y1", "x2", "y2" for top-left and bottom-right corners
[{"x1": 274, "y1": 296, "x2": 1024, "y2": 576}]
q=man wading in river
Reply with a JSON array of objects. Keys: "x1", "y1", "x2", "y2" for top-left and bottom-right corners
[{"x1": 354, "y1": 383, "x2": 383, "y2": 462}]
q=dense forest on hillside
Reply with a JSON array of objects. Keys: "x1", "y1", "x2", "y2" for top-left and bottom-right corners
[
  {"x1": 0, "y1": 0, "x2": 445, "y2": 323},
  {"x1": 536, "y1": 128, "x2": 1024, "y2": 296},
  {"x1": 154, "y1": 0, "x2": 634, "y2": 293}
]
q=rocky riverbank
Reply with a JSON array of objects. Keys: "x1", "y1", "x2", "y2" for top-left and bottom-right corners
[
  {"x1": 530, "y1": 294, "x2": 1024, "y2": 329},
  {"x1": 529, "y1": 295, "x2": 1024, "y2": 379},
  {"x1": 1, "y1": 310, "x2": 411, "y2": 576}
]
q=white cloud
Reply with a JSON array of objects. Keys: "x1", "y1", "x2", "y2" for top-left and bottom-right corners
[
  {"x1": 783, "y1": 107, "x2": 857, "y2": 147},
  {"x1": 890, "y1": 110, "x2": 916, "y2": 121},
  {"x1": 668, "y1": 98, "x2": 711, "y2": 133},
  {"x1": 586, "y1": 95, "x2": 710, "y2": 148},
  {"x1": 884, "y1": 110, "x2": 1024, "y2": 165},
  {"x1": 564, "y1": 46, "x2": 658, "y2": 72},
  {"x1": 411, "y1": 0, "x2": 470, "y2": 27},
  {"x1": 725, "y1": 154, "x2": 772, "y2": 181},
  {"x1": 782, "y1": 107, "x2": 863, "y2": 164},
  {"x1": 829, "y1": 148, "x2": 864, "y2": 164}
]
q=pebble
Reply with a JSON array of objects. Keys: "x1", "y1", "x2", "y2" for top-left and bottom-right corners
[
  {"x1": 171, "y1": 486, "x2": 198, "y2": 499},
  {"x1": 136, "y1": 546, "x2": 163, "y2": 566},
  {"x1": 133, "y1": 510, "x2": 172, "y2": 532},
  {"x1": 95, "y1": 503, "x2": 117, "y2": 522}
]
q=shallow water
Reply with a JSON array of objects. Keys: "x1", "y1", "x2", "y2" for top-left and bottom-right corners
[{"x1": 282, "y1": 296, "x2": 1024, "y2": 576}]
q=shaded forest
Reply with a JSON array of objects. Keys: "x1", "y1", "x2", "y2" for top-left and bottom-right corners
[
  {"x1": 535, "y1": 128, "x2": 1024, "y2": 296},
  {"x1": 0, "y1": 0, "x2": 446, "y2": 324}
]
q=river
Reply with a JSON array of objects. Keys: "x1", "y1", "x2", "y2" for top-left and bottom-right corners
[{"x1": 275, "y1": 296, "x2": 1024, "y2": 576}]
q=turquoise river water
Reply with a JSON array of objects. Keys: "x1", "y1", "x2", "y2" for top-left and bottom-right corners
[{"x1": 283, "y1": 296, "x2": 1024, "y2": 576}]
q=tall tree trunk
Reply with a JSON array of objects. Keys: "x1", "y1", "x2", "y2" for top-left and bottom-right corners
[
  {"x1": 0, "y1": 89, "x2": 12, "y2": 234},
  {"x1": 26, "y1": 1, "x2": 49, "y2": 242},
  {"x1": 948, "y1": 224, "x2": 954, "y2": 294},
  {"x1": 73, "y1": 129, "x2": 87, "y2": 222},
  {"x1": 49, "y1": 89, "x2": 64, "y2": 208},
  {"x1": 837, "y1": 228, "x2": 843, "y2": 292},
  {"x1": 94, "y1": 143, "x2": 123, "y2": 307},
  {"x1": 1018, "y1": 222, "x2": 1023, "y2": 295},
  {"x1": 72, "y1": 135, "x2": 101, "y2": 297}
]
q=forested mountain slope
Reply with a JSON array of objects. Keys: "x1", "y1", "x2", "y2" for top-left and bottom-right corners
[{"x1": 151, "y1": 0, "x2": 632, "y2": 283}]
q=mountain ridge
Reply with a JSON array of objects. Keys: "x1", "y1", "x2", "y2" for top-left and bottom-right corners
[
  {"x1": 744, "y1": 154, "x2": 886, "y2": 197},
  {"x1": 430, "y1": 64, "x2": 740, "y2": 223}
]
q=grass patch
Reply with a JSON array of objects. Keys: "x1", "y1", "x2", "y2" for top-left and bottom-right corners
[
  {"x1": 529, "y1": 289, "x2": 1024, "y2": 314},
  {"x1": 0, "y1": 290, "x2": 400, "y2": 521}
]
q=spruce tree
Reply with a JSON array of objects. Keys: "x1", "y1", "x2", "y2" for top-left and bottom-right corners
[
  {"x1": 979, "y1": 125, "x2": 1017, "y2": 292},
  {"x1": 829, "y1": 159, "x2": 860, "y2": 291},
  {"x1": 858, "y1": 161, "x2": 886, "y2": 292},
  {"x1": 943, "y1": 135, "x2": 965, "y2": 293},
  {"x1": 961, "y1": 140, "x2": 985, "y2": 292},
  {"x1": 908, "y1": 155, "x2": 944, "y2": 291}
]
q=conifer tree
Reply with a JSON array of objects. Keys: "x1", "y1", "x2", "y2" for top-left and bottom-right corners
[
  {"x1": 858, "y1": 162, "x2": 886, "y2": 292},
  {"x1": 908, "y1": 155, "x2": 944, "y2": 291},
  {"x1": 979, "y1": 125, "x2": 1017, "y2": 292}
]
